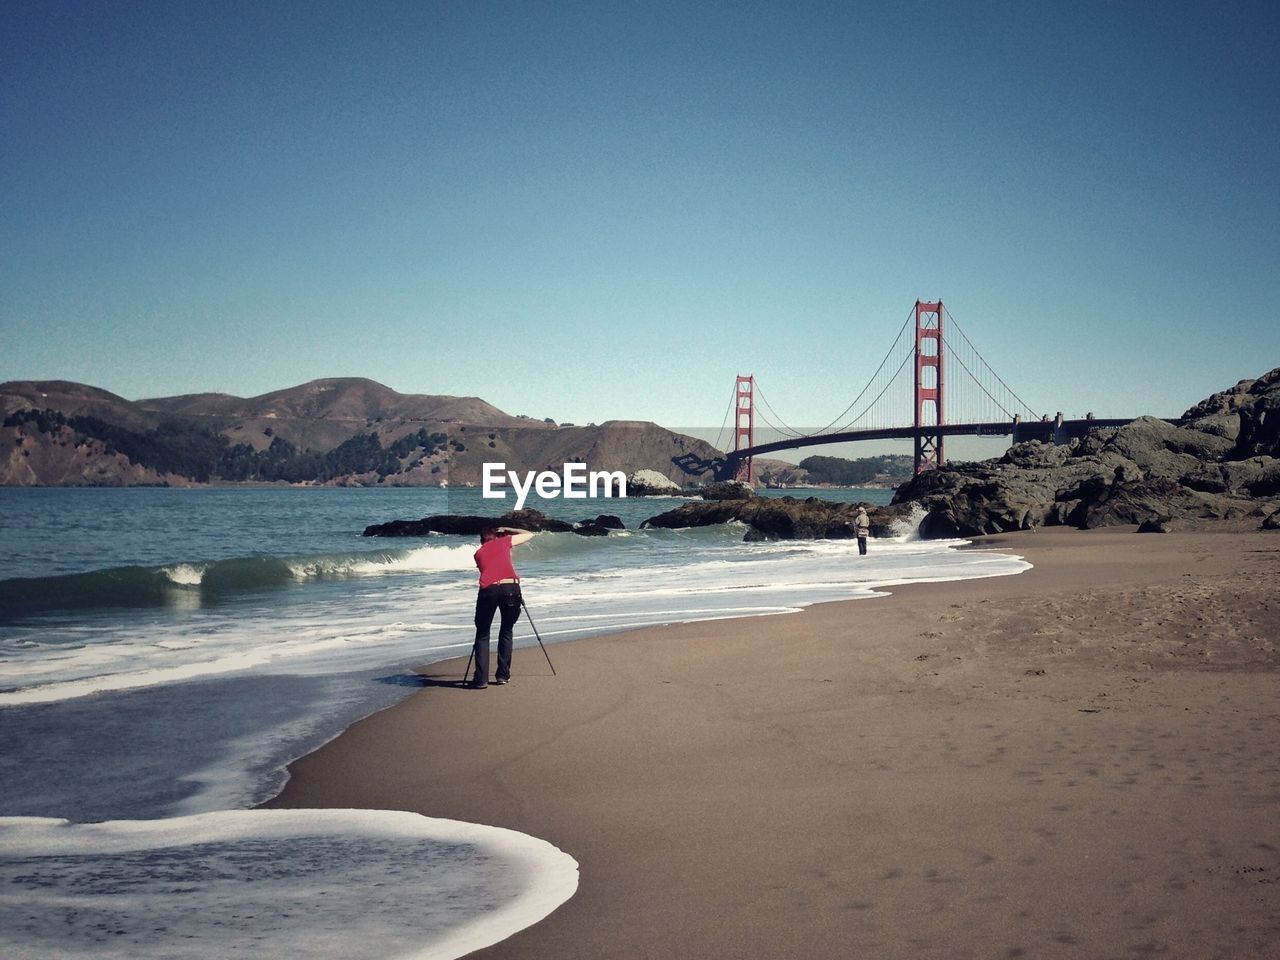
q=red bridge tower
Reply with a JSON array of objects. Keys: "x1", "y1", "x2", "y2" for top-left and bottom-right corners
[
  {"x1": 733, "y1": 374, "x2": 755, "y2": 483},
  {"x1": 914, "y1": 300, "x2": 945, "y2": 474}
]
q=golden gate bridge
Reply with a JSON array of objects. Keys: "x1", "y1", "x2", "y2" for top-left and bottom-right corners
[{"x1": 716, "y1": 300, "x2": 1141, "y2": 481}]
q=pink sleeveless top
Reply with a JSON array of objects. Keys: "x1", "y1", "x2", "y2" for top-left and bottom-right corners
[{"x1": 474, "y1": 536, "x2": 518, "y2": 588}]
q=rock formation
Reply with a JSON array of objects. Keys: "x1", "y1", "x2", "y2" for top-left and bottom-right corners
[
  {"x1": 642, "y1": 496, "x2": 913, "y2": 541},
  {"x1": 627, "y1": 469, "x2": 684, "y2": 496},
  {"x1": 570, "y1": 514, "x2": 625, "y2": 537},
  {"x1": 363, "y1": 508, "x2": 624, "y2": 538},
  {"x1": 892, "y1": 368, "x2": 1280, "y2": 537},
  {"x1": 698, "y1": 480, "x2": 756, "y2": 501}
]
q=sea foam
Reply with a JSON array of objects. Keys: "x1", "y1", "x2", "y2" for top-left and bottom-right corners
[{"x1": 0, "y1": 809, "x2": 579, "y2": 960}]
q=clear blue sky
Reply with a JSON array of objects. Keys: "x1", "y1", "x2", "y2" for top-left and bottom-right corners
[{"x1": 3, "y1": 0, "x2": 1276, "y2": 439}]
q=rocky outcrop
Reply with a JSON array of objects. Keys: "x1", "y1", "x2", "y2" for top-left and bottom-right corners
[
  {"x1": 642, "y1": 496, "x2": 913, "y2": 541},
  {"x1": 627, "y1": 469, "x2": 684, "y2": 496},
  {"x1": 1180, "y1": 369, "x2": 1280, "y2": 453},
  {"x1": 572, "y1": 514, "x2": 626, "y2": 537},
  {"x1": 893, "y1": 368, "x2": 1280, "y2": 537},
  {"x1": 698, "y1": 480, "x2": 756, "y2": 501},
  {"x1": 363, "y1": 508, "x2": 621, "y2": 538}
]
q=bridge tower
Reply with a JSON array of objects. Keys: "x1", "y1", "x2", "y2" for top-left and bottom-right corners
[
  {"x1": 733, "y1": 374, "x2": 755, "y2": 484},
  {"x1": 913, "y1": 300, "x2": 944, "y2": 474}
]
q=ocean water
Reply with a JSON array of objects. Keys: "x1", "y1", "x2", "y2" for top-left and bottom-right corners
[{"x1": 0, "y1": 486, "x2": 1029, "y2": 958}]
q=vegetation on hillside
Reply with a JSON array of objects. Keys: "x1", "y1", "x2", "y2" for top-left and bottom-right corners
[
  {"x1": 4, "y1": 410, "x2": 447, "y2": 483},
  {"x1": 798, "y1": 453, "x2": 913, "y2": 486}
]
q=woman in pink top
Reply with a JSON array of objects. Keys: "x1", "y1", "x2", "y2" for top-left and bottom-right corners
[{"x1": 469, "y1": 526, "x2": 534, "y2": 689}]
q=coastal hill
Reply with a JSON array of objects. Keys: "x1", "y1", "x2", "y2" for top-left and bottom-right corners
[
  {"x1": 1, "y1": 380, "x2": 161, "y2": 432},
  {"x1": 138, "y1": 378, "x2": 523, "y2": 429},
  {"x1": 0, "y1": 378, "x2": 723, "y2": 487}
]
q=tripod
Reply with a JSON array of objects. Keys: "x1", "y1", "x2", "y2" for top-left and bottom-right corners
[{"x1": 462, "y1": 598, "x2": 557, "y2": 684}]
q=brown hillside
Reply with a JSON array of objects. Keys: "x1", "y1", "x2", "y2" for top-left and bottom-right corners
[
  {"x1": 0, "y1": 381, "x2": 159, "y2": 432},
  {"x1": 138, "y1": 392, "x2": 240, "y2": 417},
  {"x1": 140, "y1": 378, "x2": 535, "y2": 427},
  {"x1": 0, "y1": 377, "x2": 725, "y2": 486},
  {"x1": 1, "y1": 424, "x2": 177, "y2": 486},
  {"x1": 444, "y1": 420, "x2": 722, "y2": 487}
]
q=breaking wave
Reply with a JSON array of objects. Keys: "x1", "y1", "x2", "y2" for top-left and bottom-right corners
[
  {"x1": 0, "y1": 526, "x2": 758, "y2": 620},
  {"x1": 0, "y1": 544, "x2": 479, "y2": 619}
]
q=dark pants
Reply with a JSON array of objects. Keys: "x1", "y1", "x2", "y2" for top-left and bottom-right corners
[
  {"x1": 473, "y1": 583, "x2": 521, "y2": 685},
  {"x1": 857, "y1": 535, "x2": 868, "y2": 555}
]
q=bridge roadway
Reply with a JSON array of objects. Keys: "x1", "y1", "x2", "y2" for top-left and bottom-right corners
[{"x1": 722, "y1": 417, "x2": 1151, "y2": 470}]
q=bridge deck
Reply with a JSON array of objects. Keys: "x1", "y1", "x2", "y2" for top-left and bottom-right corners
[{"x1": 727, "y1": 418, "x2": 1156, "y2": 462}]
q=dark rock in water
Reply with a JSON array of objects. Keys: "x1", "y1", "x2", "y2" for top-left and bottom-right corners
[
  {"x1": 498, "y1": 508, "x2": 576, "y2": 532},
  {"x1": 643, "y1": 499, "x2": 749, "y2": 531},
  {"x1": 643, "y1": 495, "x2": 913, "y2": 541},
  {"x1": 572, "y1": 514, "x2": 625, "y2": 537},
  {"x1": 364, "y1": 508, "x2": 573, "y2": 537},
  {"x1": 699, "y1": 480, "x2": 756, "y2": 501},
  {"x1": 892, "y1": 368, "x2": 1280, "y2": 537},
  {"x1": 362, "y1": 516, "x2": 474, "y2": 537},
  {"x1": 365, "y1": 508, "x2": 625, "y2": 538},
  {"x1": 738, "y1": 497, "x2": 856, "y2": 540}
]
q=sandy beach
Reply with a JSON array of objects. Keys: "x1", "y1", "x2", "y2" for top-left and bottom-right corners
[{"x1": 267, "y1": 526, "x2": 1280, "y2": 959}]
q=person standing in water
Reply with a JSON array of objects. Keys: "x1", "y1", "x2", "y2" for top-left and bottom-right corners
[
  {"x1": 469, "y1": 525, "x2": 534, "y2": 689},
  {"x1": 855, "y1": 506, "x2": 870, "y2": 556}
]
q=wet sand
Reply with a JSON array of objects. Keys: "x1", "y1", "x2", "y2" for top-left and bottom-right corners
[{"x1": 267, "y1": 526, "x2": 1280, "y2": 959}]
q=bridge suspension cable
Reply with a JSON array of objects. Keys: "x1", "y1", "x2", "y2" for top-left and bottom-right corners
[
  {"x1": 941, "y1": 305, "x2": 1042, "y2": 421},
  {"x1": 751, "y1": 381, "x2": 806, "y2": 438},
  {"x1": 828, "y1": 349, "x2": 915, "y2": 433},
  {"x1": 746, "y1": 306, "x2": 917, "y2": 443},
  {"x1": 711, "y1": 381, "x2": 738, "y2": 453},
  {"x1": 803, "y1": 305, "x2": 916, "y2": 437}
]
